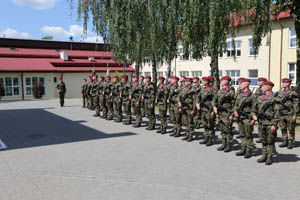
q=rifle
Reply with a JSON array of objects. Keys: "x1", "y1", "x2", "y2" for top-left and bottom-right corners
[
  {"x1": 200, "y1": 93, "x2": 212, "y2": 109},
  {"x1": 257, "y1": 102, "x2": 273, "y2": 121},
  {"x1": 279, "y1": 95, "x2": 291, "y2": 111},
  {"x1": 218, "y1": 94, "x2": 230, "y2": 112},
  {"x1": 238, "y1": 97, "x2": 251, "y2": 118}
]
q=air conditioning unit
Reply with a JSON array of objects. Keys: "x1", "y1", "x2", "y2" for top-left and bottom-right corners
[{"x1": 60, "y1": 51, "x2": 69, "y2": 61}]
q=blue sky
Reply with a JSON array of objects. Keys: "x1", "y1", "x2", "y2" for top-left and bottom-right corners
[{"x1": 0, "y1": 0, "x2": 103, "y2": 42}]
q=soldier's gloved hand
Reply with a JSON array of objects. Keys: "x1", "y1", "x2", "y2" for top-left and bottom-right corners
[
  {"x1": 234, "y1": 112, "x2": 239, "y2": 118},
  {"x1": 292, "y1": 115, "x2": 297, "y2": 122},
  {"x1": 270, "y1": 125, "x2": 277, "y2": 134}
]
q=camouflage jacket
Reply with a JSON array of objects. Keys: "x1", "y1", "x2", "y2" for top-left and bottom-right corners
[
  {"x1": 169, "y1": 83, "x2": 180, "y2": 105},
  {"x1": 234, "y1": 89, "x2": 255, "y2": 119},
  {"x1": 156, "y1": 83, "x2": 169, "y2": 106},
  {"x1": 143, "y1": 82, "x2": 156, "y2": 104},
  {"x1": 275, "y1": 87, "x2": 299, "y2": 116},
  {"x1": 103, "y1": 82, "x2": 113, "y2": 100},
  {"x1": 178, "y1": 86, "x2": 196, "y2": 111},
  {"x1": 131, "y1": 81, "x2": 143, "y2": 102},
  {"x1": 254, "y1": 86, "x2": 264, "y2": 98},
  {"x1": 112, "y1": 82, "x2": 122, "y2": 101},
  {"x1": 196, "y1": 86, "x2": 215, "y2": 112},
  {"x1": 56, "y1": 82, "x2": 66, "y2": 94},
  {"x1": 121, "y1": 82, "x2": 131, "y2": 101},
  {"x1": 212, "y1": 86, "x2": 235, "y2": 115},
  {"x1": 91, "y1": 81, "x2": 99, "y2": 96},
  {"x1": 81, "y1": 83, "x2": 88, "y2": 96},
  {"x1": 252, "y1": 94, "x2": 280, "y2": 126}
]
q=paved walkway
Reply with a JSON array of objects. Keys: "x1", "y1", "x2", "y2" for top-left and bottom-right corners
[{"x1": 0, "y1": 99, "x2": 299, "y2": 200}]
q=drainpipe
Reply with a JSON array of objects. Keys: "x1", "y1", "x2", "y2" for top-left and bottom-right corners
[
  {"x1": 268, "y1": 31, "x2": 272, "y2": 80},
  {"x1": 21, "y1": 72, "x2": 24, "y2": 100},
  {"x1": 278, "y1": 20, "x2": 284, "y2": 89}
]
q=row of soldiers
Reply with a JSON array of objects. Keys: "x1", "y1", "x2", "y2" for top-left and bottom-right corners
[{"x1": 81, "y1": 74, "x2": 299, "y2": 165}]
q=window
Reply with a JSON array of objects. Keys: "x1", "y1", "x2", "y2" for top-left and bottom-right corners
[
  {"x1": 225, "y1": 70, "x2": 240, "y2": 85},
  {"x1": 25, "y1": 77, "x2": 45, "y2": 96},
  {"x1": 248, "y1": 39, "x2": 259, "y2": 56},
  {"x1": 248, "y1": 69, "x2": 258, "y2": 86},
  {"x1": 191, "y1": 71, "x2": 202, "y2": 77},
  {"x1": 179, "y1": 71, "x2": 189, "y2": 77},
  {"x1": 289, "y1": 28, "x2": 297, "y2": 48},
  {"x1": 219, "y1": 70, "x2": 223, "y2": 78},
  {"x1": 139, "y1": 72, "x2": 143, "y2": 76},
  {"x1": 144, "y1": 72, "x2": 151, "y2": 77},
  {"x1": 226, "y1": 41, "x2": 241, "y2": 57},
  {"x1": 164, "y1": 71, "x2": 174, "y2": 77},
  {"x1": 0, "y1": 77, "x2": 20, "y2": 97},
  {"x1": 288, "y1": 63, "x2": 297, "y2": 83},
  {"x1": 157, "y1": 71, "x2": 163, "y2": 77},
  {"x1": 178, "y1": 47, "x2": 193, "y2": 61}
]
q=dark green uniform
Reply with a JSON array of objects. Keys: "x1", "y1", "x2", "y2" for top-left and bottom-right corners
[
  {"x1": 91, "y1": 81, "x2": 99, "y2": 116},
  {"x1": 196, "y1": 86, "x2": 215, "y2": 146},
  {"x1": 121, "y1": 82, "x2": 132, "y2": 125},
  {"x1": 86, "y1": 80, "x2": 93, "y2": 110},
  {"x1": 81, "y1": 81, "x2": 88, "y2": 108},
  {"x1": 139, "y1": 81, "x2": 146, "y2": 117},
  {"x1": 213, "y1": 86, "x2": 235, "y2": 152},
  {"x1": 131, "y1": 81, "x2": 143, "y2": 127},
  {"x1": 178, "y1": 85, "x2": 196, "y2": 141},
  {"x1": 98, "y1": 81, "x2": 105, "y2": 116},
  {"x1": 192, "y1": 83, "x2": 202, "y2": 129},
  {"x1": 112, "y1": 82, "x2": 123, "y2": 122},
  {"x1": 276, "y1": 87, "x2": 299, "y2": 148},
  {"x1": 103, "y1": 81, "x2": 114, "y2": 120},
  {"x1": 56, "y1": 81, "x2": 66, "y2": 107},
  {"x1": 156, "y1": 83, "x2": 169, "y2": 134},
  {"x1": 254, "y1": 86, "x2": 264, "y2": 143},
  {"x1": 234, "y1": 89, "x2": 255, "y2": 157},
  {"x1": 143, "y1": 82, "x2": 156, "y2": 130},
  {"x1": 169, "y1": 83, "x2": 181, "y2": 136},
  {"x1": 252, "y1": 93, "x2": 280, "y2": 165}
]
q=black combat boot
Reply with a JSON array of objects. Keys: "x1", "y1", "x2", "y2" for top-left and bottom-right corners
[
  {"x1": 265, "y1": 155, "x2": 273, "y2": 165},
  {"x1": 186, "y1": 135, "x2": 193, "y2": 142},
  {"x1": 200, "y1": 136, "x2": 208, "y2": 144},
  {"x1": 161, "y1": 127, "x2": 167, "y2": 134},
  {"x1": 93, "y1": 114, "x2": 100, "y2": 117},
  {"x1": 236, "y1": 147, "x2": 246, "y2": 156},
  {"x1": 244, "y1": 149, "x2": 252, "y2": 159},
  {"x1": 279, "y1": 139, "x2": 288, "y2": 148},
  {"x1": 287, "y1": 141, "x2": 294, "y2": 149},
  {"x1": 257, "y1": 154, "x2": 267, "y2": 163},
  {"x1": 256, "y1": 138, "x2": 262, "y2": 143},
  {"x1": 182, "y1": 134, "x2": 189, "y2": 140},
  {"x1": 156, "y1": 128, "x2": 162, "y2": 133},
  {"x1": 206, "y1": 136, "x2": 213, "y2": 146},
  {"x1": 174, "y1": 129, "x2": 181, "y2": 137},
  {"x1": 148, "y1": 125, "x2": 155, "y2": 131},
  {"x1": 107, "y1": 116, "x2": 113, "y2": 120},
  {"x1": 217, "y1": 142, "x2": 226, "y2": 151},
  {"x1": 133, "y1": 124, "x2": 141, "y2": 128},
  {"x1": 224, "y1": 143, "x2": 232, "y2": 153}
]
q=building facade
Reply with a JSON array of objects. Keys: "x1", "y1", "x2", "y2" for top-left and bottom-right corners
[{"x1": 0, "y1": 39, "x2": 135, "y2": 100}]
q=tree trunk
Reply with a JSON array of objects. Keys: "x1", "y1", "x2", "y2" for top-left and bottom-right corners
[
  {"x1": 210, "y1": 54, "x2": 220, "y2": 90},
  {"x1": 167, "y1": 60, "x2": 172, "y2": 77},
  {"x1": 135, "y1": 63, "x2": 140, "y2": 78},
  {"x1": 152, "y1": 61, "x2": 157, "y2": 85}
]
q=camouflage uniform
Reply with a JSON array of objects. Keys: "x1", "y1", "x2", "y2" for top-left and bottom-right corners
[
  {"x1": 139, "y1": 81, "x2": 146, "y2": 117},
  {"x1": 235, "y1": 88, "x2": 255, "y2": 157},
  {"x1": 254, "y1": 86, "x2": 264, "y2": 143},
  {"x1": 121, "y1": 81, "x2": 132, "y2": 125},
  {"x1": 192, "y1": 83, "x2": 202, "y2": 129},
  {"x1": 169, "y1": 83, "x2": 181, "y2": 136},
  {"x1": 196, "y1": 86, "x2": 215, "y2": 145},
  {"x1": 276, "y1": 87, "x2": 299, "y2": 149},
  {"x1": 143, "y1": 82, "x2": 156, "y2": 130},
  {"x1": 112, "y1": 81, "x2": 123, "y2": 122},
  {"x1": 56, "y1": 81, "x2": 66, "y2": 107},
  {"x1": 86, "y1": 80, "x2": 93, "y2": 110},
  {"x1": 178, "y1": 84, "x2": 196, "y2": 141},
  {"x1": 81, "y1": 81, "x2": 88, "y2": 108},
  {"x1": 167, "y1": 82, "x2": 175, "y2": 123},
  {"x1": 103, "y1": 80, "x2": 114, "y2": 120},
  {"x1": 213, "y1": 86, "x2": 235, "y2": 152},
  {"x1": 156, "y1": 82, "x2": 169, "y2": 134},
  {"x1": 91, "y1": 80, "x2": 100, "y2": 116},
  {"x1": 98, "y1": 80, "x2": 105, "y2": 116},
  {"x1": 131, "y1": 81, "x2": 143, "y2": 127}
]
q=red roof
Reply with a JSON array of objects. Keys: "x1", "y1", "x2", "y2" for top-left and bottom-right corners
[{"x1": 0, "y1": 47, "x2": 134, "y2": 72}]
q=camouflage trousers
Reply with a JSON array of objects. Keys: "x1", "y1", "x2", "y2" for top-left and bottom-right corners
[
  {"x1": 158, "y1": 103, "x2": 167, "y2": 129},
  {"x1": 132, "y1": 99, "x2": 142, "y2": 126},
  {"x1": 145, "y1": 101, "x2": 156, "y2": 128},
  {"x1": 171, "y1": 104, "x2": 181, "y2": 133},
  {"x1": 181, "y1": 109, "x2": 194, "y2": 138},
  {"x1": 238, "y1": 118, "x2": 254, "y2": 149},
  {"x1": 82, "y1": 95, "x2": 87, "y2": 107},
  {"x1": 99, "y1": 95, "x2": 105, "y2": 113},
  {"x1": 260, "y1": 124, "x2": 277, "y2": 155},
  {"x1": 169, "y1": 103, "x2": 175, "y2": 123},
  {"x1": 103, "y1": 97, "x2": 113, "y2": 119},
  {"x1": 122, "y1": 99, "x2": 131, "y2": 123},
  {"x1": 201, "y1": 110, "x2": 215, "y2": 137},
  {"x1": 113, "y1": 98, "x2": 122, "y2": 122},
  {"x1": 218, "y1": 112, "x2": 233, "y2": 144},
  {"x1": 279, "y1": 115, "x2": 296, "y2": 142},
  {"x1": 193, "y1": 110, "x2": 201, "y2": 128},
  {"x1": 93, "y1": 96, "x2": 100, "y2": 116},
  {"x1": 88, "y1": 95, "x2": 94, "y2": 110},
  {"x1": 59, "y1": 92, "x2": 65, "y2": 106},
  {"x1": 141, "y1": 99, "x2": 146, "y2": 117}
]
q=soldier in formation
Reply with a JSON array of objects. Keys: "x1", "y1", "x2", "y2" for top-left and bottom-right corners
[{"x1": 80, "y1": 74, "x2": 298, "y2": 166}]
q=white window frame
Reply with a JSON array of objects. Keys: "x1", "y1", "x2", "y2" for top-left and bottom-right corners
[
  {"x1": 248, "y1": 39, "x2": 259, "y2": 56},
  {"x1": 225, "y1": 70, "x2": 240, "y2": 85},
  {"x1": 288, "y1": 63, "x2": 297, "y2": 83},
  {"x1": 191, "y1": 71, "x2": 202, "y2": 77},
  {"x1": 226, "y1": 41, "x2": 241, "y2": 58},
  {"x1": 289, "y1": 28, "x2": 297, "y2": 49},
  {"x1": 179, "y1": 71, "x2": 189, "y2": 77},
  {"x1": 25, "y1": 77, "x2": 45, "y2": 96},
  {"x1": 144, "y1": 72, "x2": 151, "y2": 77},
  {"x1": 248, "y1": 69, "x2": 258, "y2": 86},
  {"x1": 0, "y1": 77, "x2": 21, "y2": 97},
  {"x1": 157, "y1": 71, "x2": 163, "y2": 77}
]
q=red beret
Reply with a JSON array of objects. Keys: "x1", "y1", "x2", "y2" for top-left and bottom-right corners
[
  {"x1": 99, "y1": 76, "x2": 104, "y2": 79},
  {"x1": 106, "y1": 76, "x2": 111, "y2": 79},
  {"x1": 171, "y1": 76, "x2": 179, "y2": 81},
  {"x1": 262, "y1": 81, "x2": 274, "y2": 87},
  {"x1": 193, "y1": 77, "x2": 199, "y2": 80},
  {"x1": 221, "y1": 76, "x2": 231, "y2": 81},
  {"x1": 258, "y1": 77, "x2": 267, "y2": 82},
  {"x1": 241, "y1": 78, "x2": 251, "y2": 83},
  {"x1": 238, "y1": 77, "x2": 245, "y2": 82},
  {"x1": 158, "y1": 76, "x2": 165, "y2": 80},
  {"x1": 122, "y1": 75, "x2": 128, "y2": 79},
  {"x1": 145, "y1": 76, "x2": 151, "y2": 79},
  {"x1": 113, "y1": 76, "x2": 118, "y2": 79},
  {"x1": 83, "y1": 78, "x2": 87, "y2": 81},
  {"x1": 185, "y1": 77, "x2": 193, "y2": 82},
  {"x1": 202, "y1": 76, "x2": 209, "y2": 81},
  {"x1": 282, "y1": 78, "x2": 292, "y2": 83},
  {"x1": 132, "y1": 75, "x2": 138, "y2": 79},
  {"x1": 140, "y1": 76, "x2": 144, "y2": 79},
  {"x1": 207, "y1": 76, "x2": 214, "y2": 80}
]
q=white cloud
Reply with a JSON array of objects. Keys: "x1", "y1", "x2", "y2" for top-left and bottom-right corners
[
  {"x1": 0, "y1": 28, "x2": 30, "y2": 39},
  {"x1": 12, "y1": 0, "x2": 59, "y2": 10},
  {"x1": 40, "y1": 25, "x2": 104, "y2": 43}
]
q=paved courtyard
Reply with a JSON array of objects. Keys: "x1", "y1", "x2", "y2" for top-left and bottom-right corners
[{"x1": 0, "y1": 99, "x2": 299, "y2": 200}]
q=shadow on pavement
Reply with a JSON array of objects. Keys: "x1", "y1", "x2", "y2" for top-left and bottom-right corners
[
  {"x1": 274, "y1": 153, "x2": 300, "y2": 163},
  {"x1": 0, "y1": 108, "x2": 136, "y2": 151}
]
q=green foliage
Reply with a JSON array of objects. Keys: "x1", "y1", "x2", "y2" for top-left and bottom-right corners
[
  {"x1": 113, "y1": 71, "x2": 121, "y2": 82},
  {"x1": 42, "y1": 36, "x2": 53, "y2": 40}
]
